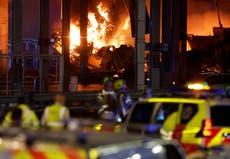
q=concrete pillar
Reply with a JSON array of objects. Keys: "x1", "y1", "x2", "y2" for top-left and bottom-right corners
[
  {"x1": 0, "y1": 0, "x2": 8, "y2": 75},
  {"x1": 12, "y1": 0, "x2": 22, "y2": 54},
  {"x1": 169, "y1": 0, "x2": 187, "y2": 85},
  {"x1": 179, "y1": 0, "x2": 187, "y2": 83},
  {"x1": 162, "y1": 0, "x2": 172, "y2": 86},
  {"x1": 12, "y1": 0, "x2": 23, "y2": 94},
  {"x1": 62, "y1": 0, "x2": 71, "y2": 92},
  {"x1": 162, "y1": 0, "x2": 187, "y2": 86},
  {"x1": 40, "y1": 0, "x2": 50, "y2": 92},
  {"x1": 80, "y1": 0, "x2": 88, "y2": 78},
  {"x1": 150, "y1": 0, "x2": 161, "y2": 90},
  {"x1": 135, "y1": 0, "x2": 145, "y2": 89}
]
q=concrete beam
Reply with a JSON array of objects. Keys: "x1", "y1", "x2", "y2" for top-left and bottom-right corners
[
  {"x1": 150, "y1": 0, "x2": 161, "y2": 90},
  {"x1": 135, "y1": 0, "x2": 146, "y2": 90},
  {"x1": 40, "y1": 0, "x2": 50, "y2": 92}
]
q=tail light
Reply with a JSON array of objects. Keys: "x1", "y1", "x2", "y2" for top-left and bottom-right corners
[{"x1": 201, "y1": 119, "x2": 212, "y2": 137}]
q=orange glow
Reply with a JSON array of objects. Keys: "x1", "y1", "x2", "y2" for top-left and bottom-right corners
[
  {"x1": 69, "y1": 2, "x2": 133, "y2": 58},
  {"x1": 187, "y1": 82, "x2": 211, "y2": 90},
  {"x1": 202, "y1": 119, "x2": 212, "y2": 137},
  {"x1": 70, "y1": 23, "x2": 80, "y2": 49},
  {"x1": 186, "y1": 41, "x2": 191, "y2": 51}
]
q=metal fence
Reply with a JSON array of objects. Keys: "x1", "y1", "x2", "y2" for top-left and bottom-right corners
[{"x1": 0, "y1": 53, "x2": 63, "y2": 95}]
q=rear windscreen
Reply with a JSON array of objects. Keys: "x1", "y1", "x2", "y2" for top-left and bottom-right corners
[
  {"x1": 130, "y1": 103, "x2": 154, "y2": 123},
  {"x1": 211, "y1": 106, "x2": 230, "y2": 127}
]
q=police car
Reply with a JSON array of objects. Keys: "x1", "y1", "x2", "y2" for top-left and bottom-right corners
[
  {"x1": 0, "y1": 128, "x2": 185, "y2": 159},
  {"x1": 125, "y1": 84, "x2": 230, "y2": 156}
]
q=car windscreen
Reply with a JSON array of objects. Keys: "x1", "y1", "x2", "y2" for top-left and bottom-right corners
[
  {"x1": 211, "y1": 105, "x2": 230, "y2": 127},
  {"x1": 130, "y1": 103, "x2": 154, "y2": 123}
]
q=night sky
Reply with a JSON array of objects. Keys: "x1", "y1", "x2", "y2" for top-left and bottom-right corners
[{"x1": 17, "y1": 0, "x2": 230, "y2": 39}]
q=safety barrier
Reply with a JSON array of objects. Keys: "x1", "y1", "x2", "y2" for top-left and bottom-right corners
[{"x1": 0, "y1": 53, "x2": 62, "y2": 95}]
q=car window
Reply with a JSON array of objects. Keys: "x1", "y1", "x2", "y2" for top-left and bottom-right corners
[
  {"x1": 211, "y1": 105, "x2": 230, "y2": 127},
  {"x1": 155, "y1": 103, "x2": 179, "y2": 124},
  {"x1": 180, "y1": 103, "x2": 198, "y2": 124},
  {"x1": 130, "y1": 103, "x2": 154, "y2": 123}
]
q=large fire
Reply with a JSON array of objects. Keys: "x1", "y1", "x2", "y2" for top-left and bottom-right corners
[{"x1": 69, "y1": 2, "x2": 133, "y2": 57}]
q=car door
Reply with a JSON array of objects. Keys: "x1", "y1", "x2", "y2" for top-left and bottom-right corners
[
  {"x1": 207, "y1": 105, "x2": 230, "y2": 147},
  {"x1": 173, "y1": 103, "x2": 206, "y2": 154},
  {"x1": 125, "y1": 102, "x2": 155, "y2": 135}
]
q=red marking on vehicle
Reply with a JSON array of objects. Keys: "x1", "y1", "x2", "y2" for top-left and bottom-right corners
[
  {"x1": 181, "y1": 143, "x2": 199, "y2": 154},
  {"x1": 29, "y1": 150, "x2": 47, "y2": 159},
  {"x1": 62, "y1": 147, "x2": 84, "y2": 159},
  {"x1": 204, "y1": 128, "x2": 221, "y2": 146},
  {"x1": 222, "y1": 134, "x2": 230, "y2": 144},
  {"x1": 173, "y1": 125, "x2": 199, "y2": 154}
]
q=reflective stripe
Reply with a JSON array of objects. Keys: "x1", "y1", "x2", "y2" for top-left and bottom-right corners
[
  {"x1": 60, "y1": 107, "x2": 66, "y2": 121},
  {"x1": 44, "y1": 105, "x2": 68, "y2": 130},
  {"x1": 44, "y1": 108, "x2": 49, "y2": 121},
  {"x1": 160, "y1": 128, "x2": 173, "y2": 140},
  {"x1": 47, "y1": 122, "x2": 64, "y2": 127}
]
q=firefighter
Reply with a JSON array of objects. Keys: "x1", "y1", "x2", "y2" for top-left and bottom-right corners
[
  {"x1": 97, "y1": 76, "x2": 116, "y2": 120},
  {"x1": 41, "y1": 94, "x2": 70, "y2": 130},
  {"x1": 139, "y1": 86, "x2": 153, "y2": 101},
  {"x1": 114, "y1": 79, "x2": 133, "y2": 121},
  {"x1": 2, "y1": 97, "x2": 39, "y2": 129},
  {"x1": 160, "y1": 111, "x2": 178, "y2": 140}
]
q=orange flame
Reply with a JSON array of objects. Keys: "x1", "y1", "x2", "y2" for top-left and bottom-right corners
[{"x1": 69, "y1": 2, "x2": 133, "y2": 57}]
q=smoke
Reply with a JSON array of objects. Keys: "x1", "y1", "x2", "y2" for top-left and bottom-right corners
[{"x1": 188, "y1": 0, "x2": 230, "y2": 35}]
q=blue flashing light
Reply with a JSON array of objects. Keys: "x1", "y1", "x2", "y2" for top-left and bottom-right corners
[{"x1": 146, "y1": 124, "x2": 159, "y2": 133}]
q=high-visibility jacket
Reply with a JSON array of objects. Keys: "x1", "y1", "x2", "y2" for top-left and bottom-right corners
[
  {"x1": 97, "y1": 89, "x2": 116, "y2": 115},
  {"x1": 42, "y1": 104, "x2": 70, "y2": 130},
  {"x1": 160, "y1": 112, "x2": 177, "y2": 140},
  {"x1": 2, "y1": 104, "x2": 39, "y2": 130}
]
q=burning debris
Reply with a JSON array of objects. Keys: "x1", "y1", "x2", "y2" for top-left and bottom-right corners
[
  {"x1": 187, "y1": 27, "x2": 230, "y2": 77},
  {"x1": 52, "y1": 1, "x2": 134, "y2": 76}
]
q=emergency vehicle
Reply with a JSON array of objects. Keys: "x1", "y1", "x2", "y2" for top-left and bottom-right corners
[
  {"x1": 125, "y1": 83, "x2": 230, "y2": 155},
  {"x1": 0, "y1": 128, "x2": 185, "y2": 159}
]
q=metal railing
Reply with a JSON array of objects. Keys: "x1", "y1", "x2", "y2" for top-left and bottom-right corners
[{"x1": 0, "y1": 53, "x2": 63, "y2": 95}]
